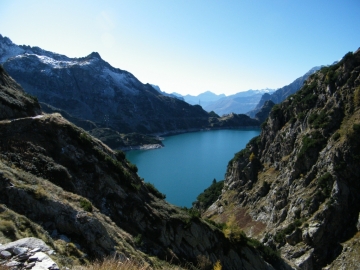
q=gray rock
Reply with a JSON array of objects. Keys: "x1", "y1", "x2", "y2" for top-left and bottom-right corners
[
  {"x1": 0, "y1": 237, "x2": 50, "y2": 253},
  {"x1": 5, "y1": 260, "x2": 22, "y2": 267},
  {"x1": 30, "y1": 252, "x2": 59, "y2": 270},
  {"x1": 0, "y1": 250, "x2": 12, "y2": 259},
  {"x1": 13, "y1": 246, "x2": 28, "y2": 255}
]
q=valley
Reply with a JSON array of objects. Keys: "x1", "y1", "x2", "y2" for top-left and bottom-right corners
[{"x1": 0, "y1": 31, "x2": 360, "y2": 270}]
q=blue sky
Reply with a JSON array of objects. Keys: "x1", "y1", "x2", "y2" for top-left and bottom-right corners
[{"x1": 1, "y1": 0, "x2": 359, "y2": 96}]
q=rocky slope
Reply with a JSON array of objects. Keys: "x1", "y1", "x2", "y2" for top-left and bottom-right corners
[
  {"x1": 0, "y1": 66, "x2": 288, "y2": 269},
  {"x1": 204, "y1": 49, "x2": 360, "y2": 269},
  {"x1": 0, "y1": 34, "x2": 258, "y2": 141}
]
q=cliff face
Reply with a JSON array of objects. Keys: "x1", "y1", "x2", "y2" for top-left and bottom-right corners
[
  {"x1": 0, "y1": 65, "x2": 41, "y2": 120},
  {"x1": 0, "y1": 67, "x2": 281, "y2": 269},
  {"x1": 205, "y1": 49, "x2": 360, "y2": 269}
]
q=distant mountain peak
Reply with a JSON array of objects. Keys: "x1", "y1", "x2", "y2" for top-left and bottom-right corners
[{"x1": 87, "y1": 51, "x2": 101, "y2": 59}]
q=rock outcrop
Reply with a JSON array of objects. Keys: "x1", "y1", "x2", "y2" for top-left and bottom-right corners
[
  {"x1": 0, "y1": 67, "x2": 284, "y2": 269},
  {"x1": 0, "y1": 237, "x2": 59, "y2": 270},
  {"x1": 205, "y1": 49, "x2": 360, "y2": 269}
]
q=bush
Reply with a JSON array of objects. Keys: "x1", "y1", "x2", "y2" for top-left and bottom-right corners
[
  {"x1": 196, "y1": 179, "x2": 224, "y2": 210},
  {"x1": 298, "y1": 131, "x2": 326, "y2": 159},
  {"x1": 128, "y1": 163, "x2": 138, "y2": 173},
  {"x1": 353, "y1": 123, "x2": 360, "y2": 133},
  {"x1": 332, "y1": 132, "x2": 340, "y2": 141},
  {"x1": 249, "y1": 152, "x2": 256, "y2": 162},
  {"x1": 79, "y1": 198, "x2": 93, "y2": 212},
  {"x1": 274, "y1": 219, "x2": 303, "y2": 243},
  {"x1": 317, "y1": 173, "x2": 333, "y2": 197},
  {"x1": 270, "y1": 104, "x2": 282, "y2": 118},
  {"x1": 79, "y1": 132, "x2": 93, "y2": 147},
  {"x1": 144, "y1": 182, "x2": 166, "y2": 199},
  {"x1": 114, "y1": 150, "x2": 126, "y2": 161},
  {"x1": 308, "y1": 111, "x2": 328, "y2": 129}
]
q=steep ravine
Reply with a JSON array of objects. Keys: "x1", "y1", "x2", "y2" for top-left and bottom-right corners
[{"x1": 205, "y1": 49, "x2": 360, "y2": 269}]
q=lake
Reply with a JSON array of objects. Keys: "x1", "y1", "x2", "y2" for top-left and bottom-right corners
[{"x1": 126, "y1": 129, "x2": 260, "y2": 207}]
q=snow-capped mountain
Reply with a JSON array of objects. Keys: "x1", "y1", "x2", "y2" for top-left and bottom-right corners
[{"x1": 0, "y1": 34, "x2": 213, "y2": 134}]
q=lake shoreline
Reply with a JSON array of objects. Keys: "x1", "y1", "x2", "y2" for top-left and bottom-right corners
[
  {"x1": 126, "y1": 128, "x2": 261, "y2": 207},
  {"x1": 120, "y1": 126, "x2": 260, "y2": 151}
]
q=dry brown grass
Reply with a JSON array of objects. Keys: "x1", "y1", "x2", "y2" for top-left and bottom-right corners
[
  {"x1": 72, "y1": 256, "x2": 188, "y2": 270},
  {"x1": 73, "y1": 257, "x2": 149, "y2": 270}
]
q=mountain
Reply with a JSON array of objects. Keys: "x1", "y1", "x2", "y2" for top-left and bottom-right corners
[
  {"x1": 247, "y1": 67, "x2": 322, "y2": 119},
  {"x1": 0, "y1": 66, "x2": 288, "y2": 269},
  {"x1": 254, "y1": 100, "x2": 275, "y2": 124},
  {"x1": 181, "y1": 91, "x2": 226, "y2": 107},
  {"x1": 203, "y1": 89, "x2": 275, "y2": 116},
  {"x1": 0, "y1": 34, "x2": 258, "y2": 144},
  {"x1": 151, "y1": 84, "x2": 184, "y2": 100},
  {"x1": 204, "y1": 49, "x2": 360, "y2": 269}
]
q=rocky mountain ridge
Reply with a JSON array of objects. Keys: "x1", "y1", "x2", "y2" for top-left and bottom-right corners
[
  {"x1": 204, "y1": 49, "x2": 360, "y2": 269},
  {"x1": 0, "y1": 34, "x2": 258, "y2": 148},
  {"x1": 0, "y1": 65, "x2": 289, "y2": 269}
]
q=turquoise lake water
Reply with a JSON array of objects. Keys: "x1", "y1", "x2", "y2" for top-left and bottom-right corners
[{"x1": 126, "y1": 129, "x2": 260, "y2": 207}]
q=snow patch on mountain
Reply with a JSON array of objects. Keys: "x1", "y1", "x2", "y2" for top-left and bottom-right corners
[
  {"x1": 35, "y1": 54, "x2": 93, "y2": 68},
  {"x1": 102, "y1": 67, "x2": 138, "y2": 95}
]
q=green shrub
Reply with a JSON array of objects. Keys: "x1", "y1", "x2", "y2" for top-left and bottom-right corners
[
  {"x1": 270, "y1": 104, "x2": 282, "y2": 118},
  {"x1": 298, "y1": 131, "x2": 326, "y2": 159},
  {"x1": 145, "y1": 182, "x2": 166, "y2": 199},
  {"x1": 308, "y1": 111, "x2": 329, "y2": 129},
  {"x1": 196, "y1": 179, "x2": 224, "y2": 210},
  {"x1": 297, "y1": 112, "x2": 306, "y2": 121},
  {"x1": 79, "y1": 198, "x2": 93, "y2": 212},
  {"x1": 353, "y1": 124, "x2": 360, "y2": 133},
  {"x1": 115, "y1": 150, "x2": 126, "y2": 161},
  {"x1": 332, "y1": 132, "x2": 340, "y2": 141},
  {"x1": 246, "y1": 238, "x2": 280, "y2": 263},
  {"x1": 317, "y1": 173, "x2": 333, "y2": 197},
  {"x1": 79, "y1": 132, "x2": 93, "y2": 147},
  {"x1": 133, "y1": 234, "x2": 143, "y2": 246},
  {"x1": 274, "y1": 219, "x2": 303, "y2": 243},
  {"x1": 128, "y1": 163, "x2": 138, "y2": 173}
]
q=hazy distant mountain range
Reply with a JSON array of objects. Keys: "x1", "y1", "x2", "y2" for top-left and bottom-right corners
[
  {"x1": 174, "y1": 66, "x2": 323, "y2": 118},
  {"x1": 173, "y1": 89, "x2": 275, "y2": 116}
]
